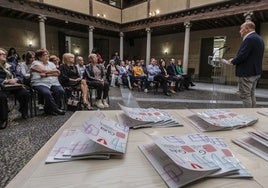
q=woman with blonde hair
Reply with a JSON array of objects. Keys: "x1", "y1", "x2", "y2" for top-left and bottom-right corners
[{"x1": 59, "y1": 53, "x2": 93, "y2": 110}]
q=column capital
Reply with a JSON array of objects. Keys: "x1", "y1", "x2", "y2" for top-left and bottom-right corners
[
  {"x1": 119, "y1": 32, "x2": 124, "y2": 37},
  {"x1": 184, "y1": 21, "x2": 192, "y2": 28},
  {"x1": 244, "y1": 11, "x2": 253, "y2": 21},
  {"x1": 38, "y1": 15, "x2": 46, "y2": 22},
  {"x1": 145, "y1": 27, "x2": 151, "y2": 33},
  {"x1": 88, "y1": 25, "x2": 94, "y2": 31}
]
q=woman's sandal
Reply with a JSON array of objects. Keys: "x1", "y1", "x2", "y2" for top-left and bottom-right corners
[{"x1": 83, "y1": 102, "x2": 94, "y2": 111}]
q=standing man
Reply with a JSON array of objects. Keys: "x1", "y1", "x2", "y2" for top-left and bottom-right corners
[{"x1": 227, "y1": 21, "x2": 264, "y2": 108}]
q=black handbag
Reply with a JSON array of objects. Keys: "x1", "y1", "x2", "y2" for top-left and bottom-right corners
[
  {"x1": 0, "y1": 83, "x2": 23, "y2": 91},
  {"x1": 67, "y1": 95, "x2": 81, "y2": 111}
]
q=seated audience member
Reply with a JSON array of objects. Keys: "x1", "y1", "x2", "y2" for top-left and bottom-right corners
[
  {"x1": 20, "y1": 51, "x2": 45, "y2": 110},
  {"x1": 49, "y1": 55, "x2": 60, "y2": 69},
  {"x1": 159, "y1": 59, "x2": 175, "y2": 93},
  {"x1": 126, "y1": 60, "x2": 135, "y2": 75},
  {"x1": 112, "y1": 51, "x2": 120, "y2": 66},
  {"x1": 17, "y1": 51, "x2": 35, "y2": 86},
  {"x1": 140, "y1": 59, "x2": 147, "y2": 74},
  {"x1": 7, "y1": 47, "x2": 20, "y2": 65},
  {"x1": 133, "y1": 60, "x2": 148, "y2": 92},
  {"x1": 167, "y1": 58, "x2": 183, "y2": 91},
  {"x1": 0, "y1": 47, "x2": 29, "y2": 119},
  {"x1": 106, "y1": 59, "x2": 119, "y2": 87},
  {"x1": 176, "y1": 59, "x2": 195, "y2": 89},
  {"x1": 119, "y1": 60, "x2": 133, "y2": 89},
  {"x1": 31, "y1": 49, "x2": 65, "y2": 116},
  {"x1": 147, "y1": 58, "x2": 170, "y2": 96},
  {"x1": 75, "y1": 56, "x2": 86, "y2": 78},
  {"x1": 59, "y1": 53, "x2": 93, "y2": 110},
  {"x1": 84, "y1": 53, "x2": 110, "y2": 109},
  {"x1": 91, "y1": 48, "x2": 103, "y2": 64}
]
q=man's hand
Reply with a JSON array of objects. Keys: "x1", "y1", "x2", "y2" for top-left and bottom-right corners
[
  {"x1": 227, "y1": 58, "x2": 233, "y2": 64},
  {"x1": 221, "y1": 58, "x2": 233, "y2": 65}
]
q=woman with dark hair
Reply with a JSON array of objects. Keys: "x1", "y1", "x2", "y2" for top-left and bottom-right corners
[
  {"x1": 17, "y1": 51, "x2": 35, "y2": 86},
  {"x1": 30, "y1": 49, "x2": 65, "y2": 116},
  {"x1": 7, "y1": 47, "x2": 20, "y2": 64},
  {"x1": 176, "y1": 59, "x2": 195, "y2": 89}
]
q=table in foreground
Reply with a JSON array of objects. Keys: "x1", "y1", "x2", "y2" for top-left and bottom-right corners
[{"x1": 6, "y1": 109, "x2": 268, "y2": 188}]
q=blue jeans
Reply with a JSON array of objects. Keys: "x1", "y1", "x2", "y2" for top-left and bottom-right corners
[{"x1": 33, "y1": 85, "x2": 65, "y2": 112}]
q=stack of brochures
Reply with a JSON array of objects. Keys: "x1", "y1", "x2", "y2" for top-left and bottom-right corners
[
  {"x1": 139, "y1": 133, "x2": 252, "y2": 188},
  {"x1": 117, "y1": 104, "x2": 183, "y2": 129},
  {"x1": 45, "y1": 111, "x2": 130, "y2": 163},
  {"x1": 233, "y1": 130, "x2": 268, "y2": 161},
  {"x1": 188, "y1": 109, "x2": 258, "y2": 132}
]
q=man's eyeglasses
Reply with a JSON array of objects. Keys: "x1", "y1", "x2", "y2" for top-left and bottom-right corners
[{"x1": 0, "y1": 53, "x2": 6, "y2": 56}]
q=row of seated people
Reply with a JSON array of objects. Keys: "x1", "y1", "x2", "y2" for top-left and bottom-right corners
[
  {"x1": 0, "y1": 48, "x2": 111, "y2": 126},
  {"x1": 106, "y1": 58, "x2": 195, "y2": 96}
]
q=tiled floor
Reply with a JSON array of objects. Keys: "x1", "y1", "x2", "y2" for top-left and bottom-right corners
[{"x1": 109, "y1": 82, "x2": 268, "y2": 109}]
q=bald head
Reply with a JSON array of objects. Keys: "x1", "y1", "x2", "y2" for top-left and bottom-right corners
[
  {"x1": 240, "y1": 20, "x2": 255, "y2": 38},
  {"x1": 244, "y1": 21, "x2": 255, "y2": 30}
]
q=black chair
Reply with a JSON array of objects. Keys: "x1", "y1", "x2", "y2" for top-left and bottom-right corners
[{"x1": 64, "y1": 86, "x2": 83, "y2": 111}]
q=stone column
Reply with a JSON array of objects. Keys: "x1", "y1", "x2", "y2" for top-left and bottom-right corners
[
  {"x1": 38, "y1": 15, "x2": 46, "y2": 49},
  {"x1": 182, "y1": 21, "x2": 191, "y2": 74},
  {"x1": 244, "y1": 11, "x2": 253, "y2": 21},
  {"x1": 145, "y1": 27, "x2": 151, "y2": 66},
  {"x1": 119, "y1": 32, "x2": 124, "y2": 60},
  {"x1": 88, "y1": 26, "x2": 94, "y2": 54}
]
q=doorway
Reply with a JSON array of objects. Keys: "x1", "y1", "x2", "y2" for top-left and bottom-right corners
[
  {"x1": 199, "y1": 38, "x2": 214, "y2": 80},
  {"x1": 199, "y1": 37, "x2": 226, "y2": 81}
]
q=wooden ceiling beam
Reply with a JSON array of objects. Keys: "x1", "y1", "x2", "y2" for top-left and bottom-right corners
[{"x1": 121, "y1": 0, "x2": 268, "y2": 32}]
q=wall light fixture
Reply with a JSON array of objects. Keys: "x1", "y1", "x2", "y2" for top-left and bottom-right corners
[{"x1": 149, "y1": 9, "x2": 160, "y2": 17}]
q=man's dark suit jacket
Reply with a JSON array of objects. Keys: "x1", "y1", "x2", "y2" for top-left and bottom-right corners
[
  {"x1": 232, "y1": 32, "x2": 265, "y2": 77},
  {"x1": 166, "y1": 63, "x2": 178, "y2": 77}
]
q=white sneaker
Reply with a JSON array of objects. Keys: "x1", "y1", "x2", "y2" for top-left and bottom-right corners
[
  {"x1": 144, "y1": 88, "x2": 148, "y2": 93},
  {"x1": 96, "y1": 99, "x2": 104, "y2": 109},
  {"x1": 102, "y1": 99, "x2": 109, "y2": 108},
  {"x1": 38, "y1": 104, "x2": 44, "y2": 110}
]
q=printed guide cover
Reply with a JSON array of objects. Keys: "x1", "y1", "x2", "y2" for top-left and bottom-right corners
[
  {"x1": 139, "y1": 133, "x2": 252, "y2": 188},
  {"x1": 46, "y1": 111, "x2": 130, "y2": 163}
]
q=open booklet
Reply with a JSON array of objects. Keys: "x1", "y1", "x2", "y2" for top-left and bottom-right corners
[
  {"x1": 139, "y1": 133, "x2": 252, "y2": 188},
  {"x1": 232, "y1": 130, "x2": 268, "y2": 161},
  {"x1": 117, "y1": 103, "x2": 182, "y2": 129},
  {"x1": 45, "y1": 111, "x2": 130, "y2": 163},
  {"x1": 188, "y1": 109, "x2": 258, "y2": 132}
]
